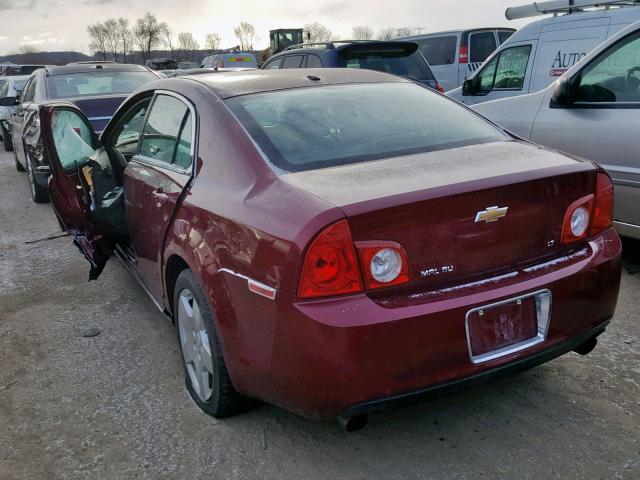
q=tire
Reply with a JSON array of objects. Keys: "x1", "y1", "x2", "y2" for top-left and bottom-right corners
[
  {"x1": 26, "y1": 151, "x2": 49, "y2": 203},
  {"x1": 174, "y1": 269, "x2": 247, "y2": 418},
  {"x1": 14, "y1": 154, "x2": 25, "y2": 172},
  {"x1": 3, "y1": 131, "x2": 13, "y2": 152}
]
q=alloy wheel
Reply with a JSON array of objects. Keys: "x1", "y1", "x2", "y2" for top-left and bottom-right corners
[{"x1": 177, "y1": 288, "x2": 214, "y2": 402}]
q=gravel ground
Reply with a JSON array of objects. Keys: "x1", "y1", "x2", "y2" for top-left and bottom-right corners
[{"x1": 0, "y1": 149, "x2": 639, "y2": 480}]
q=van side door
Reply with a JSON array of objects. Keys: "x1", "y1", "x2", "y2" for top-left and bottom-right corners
[{"x1": 531, "y1": 30, "x2": 640, "y2": 237}]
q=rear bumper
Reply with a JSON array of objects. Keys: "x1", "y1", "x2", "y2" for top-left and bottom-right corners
[
  {"x1": 221, "y1": 228, "x2": 622, "y2": 419},
  {"x1": 339, "y1": 320, "x2": 608, "y2": 421}
]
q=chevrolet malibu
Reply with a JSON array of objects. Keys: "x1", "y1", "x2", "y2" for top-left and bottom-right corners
[{"x1": 39, "y1": 69, "x2": 621, "y2": 430}]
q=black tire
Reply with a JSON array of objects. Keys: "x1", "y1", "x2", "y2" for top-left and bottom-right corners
[
  {"x1": 14, "y1": 154, "x2": 25, "y2": 172},
  {"x1": 173, "y1": 269, "x2": 248, "y2": 418},
  {"x1": 26, "y1": 152, "x2": 49, "y2": 203},
  {"x1": 3, "y1": 131, "x2": 13, "y2": 152}
]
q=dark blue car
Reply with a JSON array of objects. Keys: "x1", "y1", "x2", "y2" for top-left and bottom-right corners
[{"x1": 261, "y1": 40, "x2": 444, "y2": 92}]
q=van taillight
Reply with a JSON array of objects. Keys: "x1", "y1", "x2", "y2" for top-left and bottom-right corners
[
  {"x1": 590, "y1": 172, "x2": 614, "y2": 235},
  {"x1": 436, "y1": 83, "x2": 445, "y2": 93},
  {"x1": 459, "y1": 46, "x2": 468, "y2": 64},
  {"x1": 297, "y1": 220, "x2": 364, "y2": 299}
]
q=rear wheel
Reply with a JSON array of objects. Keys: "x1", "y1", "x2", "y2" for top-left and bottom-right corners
[
  {"x1": 2, "y1": 129, "x2": 13, "y2": 152},
  {"x1": 174, "y1": 269, "x2": 247, "y2": 418},
  {"x1": 26, "y1": 151, "x2": 48, "y2": 203}
]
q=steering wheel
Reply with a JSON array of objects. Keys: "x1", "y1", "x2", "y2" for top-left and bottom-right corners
[{"x1": 625, "y1": 66, "x2": 640, "y2": 89}]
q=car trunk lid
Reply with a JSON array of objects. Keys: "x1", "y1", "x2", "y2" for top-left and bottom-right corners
[
  {"x1": 67, "y1": 95, "x2": 127, "y2": 133},
  {"x1": 282, "y1": 141, "x2": 596, "y2": 289}
]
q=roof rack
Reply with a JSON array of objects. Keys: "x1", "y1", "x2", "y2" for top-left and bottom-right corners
[
  {"x1": 282, "y1": 40, "x2": 408, "y2": 51},
  {"x1": 505, "y1": 0, "x2": 640, "y2": 20}
]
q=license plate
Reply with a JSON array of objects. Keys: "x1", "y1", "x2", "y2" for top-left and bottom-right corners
[{"x1": 465, "y1": 290, "x2": 552, "y2": 364}]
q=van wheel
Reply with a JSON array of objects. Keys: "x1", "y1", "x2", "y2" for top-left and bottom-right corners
[{"x1": 174, "y1": 269, "x2": 248, "y2": 418}]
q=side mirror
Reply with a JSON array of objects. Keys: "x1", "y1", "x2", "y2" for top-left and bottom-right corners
[
  {"x1": 462, "y1": 78, "x2": 478, "y2": 96},
  {"x1": 0, "y1": 96, "x2": 19, "y2": 107},
  {"x1": 551, "y1": 76, "x2": 577, "y2": 107}
]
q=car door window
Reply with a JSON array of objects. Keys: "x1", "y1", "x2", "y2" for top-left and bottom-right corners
[
  {"x1": 576, "y1": 31, "x2": 640, "y2": 103},
  {"x1": 281, "y1": 55, "x2": 304, "y2": 69},
  {"x1": 51, "y1": 109, "x2": 95, "y2": 172},
  {"x1": 476, "y1": 45, "x2": 532, "y2": 92},
  {"x1": 109, "y1": 98, "x2": 151, "y2": 162},
  {"x1": 0, "y1": 80, "x2": 8, "y2": 98},
  {"x1": 306, "y1": 54, "x2": 322, "y2": 67},
  {"x1": 264, "y1": 58, "x2": 283, "y2": 69},
  {"x1": 470, "y1": 32, "x2": 497, "y2": 63},
  {"x1": 173, "y1": 112, "x2": 193, "y2": 170},
  {"x1": 139, "y1": 95, "x2": 189, "y2": 164},
  {"x1": 20, "y1": 77, "x2": 36, "y2": 102}
]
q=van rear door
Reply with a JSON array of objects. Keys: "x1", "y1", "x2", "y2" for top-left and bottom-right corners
[{"x1": 529, "y1": 17, "x2": 610, "y2": 92}]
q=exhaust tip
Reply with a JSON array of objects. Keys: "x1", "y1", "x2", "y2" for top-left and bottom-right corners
[
  {"x1": 338, "y1": 413, "x2": 368, "y2": 432},
  {"x1": 573, "y1": 337, "x2": 597, "y2": 356}
]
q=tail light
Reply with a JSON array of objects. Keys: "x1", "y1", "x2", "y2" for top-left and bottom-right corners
[
  {"x1": 298, "y1": 221, "x2": 411, "y2": 298},
  {"x1": 356, "y1": 241, "x2": 410, "y2": 290},
  {"x1": 560, "y1": 171, "x2": 614, "y2": 244},
  {"x1": 436, "y1": 83, "x2": 445, "y2": 93},
  {"x1": 590, "y1": 172, "x2": 614, "y2": 235},
  {"x1": 459, "y1": 46, "x2": 468, "y2": 64},
  {"x1": 297, "y1": 220, "x2": 364, "y2": 299}
]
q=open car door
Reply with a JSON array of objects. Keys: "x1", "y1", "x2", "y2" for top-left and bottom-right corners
[{"x1": 40, "y1": 103, "x2": 122, "y2": 280}]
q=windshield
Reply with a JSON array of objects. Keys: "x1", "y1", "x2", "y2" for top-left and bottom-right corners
[
  {"x1": 14, "y1": 78, "x2": 29, "y2": 91},
  {"x1": 226, "y1": 83, "x2": 505, "y2": 172},
  {"x1": 46, "y1": 71, "x2": 157, "y2": 99}
]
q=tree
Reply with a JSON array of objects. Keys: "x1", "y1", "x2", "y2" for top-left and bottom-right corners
[
  {"x1": 162, "y1": 26, "x2": 175, "y2": 59},
  {"x1": 304, "y1": 22, "x2": 332, "y2": 43},
  {"x1": 177, "y1": 32, "x2": 199, "y2": 60},
  {"x1": 103, "y1": 18, "x2": 120, "y2": 61},
  {"x1": 351, "y1": 25, "x2": 373, "y2": 40},
  {"x1": 133, "y1": 12, "x2": 168, "y2": 62},
  {"x1": 394, "y1": 27, "x2": 414, "y2": 39},
  {"x1": 87, "y1": 22, "x2": 108, "y2": 60},
  {"x1": 233, "y1": 22, "x2": 256, "y2": 50},
  {"x1": 117, "y1": 17, "x2": 132, "y2": 63},
  {"x1": 205, "y1": 33, "x2": 222, "y2": 52}
]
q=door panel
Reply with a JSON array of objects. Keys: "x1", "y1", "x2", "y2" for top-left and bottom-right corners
[{"x1": 40, "y1": 104, "x2": 116, "y2": 279}]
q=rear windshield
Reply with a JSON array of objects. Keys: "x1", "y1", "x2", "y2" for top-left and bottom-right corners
[
  {"x1": 417, "y1": 36, "x2": 458, "y2": 65},
  {"x1": 498, "y1": 30, "x2": 514, "y2": 45},
  {"x1": 46, "y1": 71, "x2": 157, "y2": 99},
  {"x1": 338, "y1": 50, "x2": 435, "y2": 84},
  {"x1": 226, "y1": 83, "x2": 505, "y2": 173},
  {"x1": 470, "y1": 32, "x2": 497, "y2": 63}
]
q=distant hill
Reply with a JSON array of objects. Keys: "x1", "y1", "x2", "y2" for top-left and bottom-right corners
[{"x1": 0, "y1": 51, "x2": 94, "y2": 66}]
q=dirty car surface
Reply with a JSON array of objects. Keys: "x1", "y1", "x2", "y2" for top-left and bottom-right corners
[{"x1": 39, "y1": 68, "x2": 622, "y2": 425}]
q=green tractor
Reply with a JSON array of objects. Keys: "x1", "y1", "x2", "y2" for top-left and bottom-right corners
[{"x1": 259, "y1": 28, "x2": 305, "y2": 65}]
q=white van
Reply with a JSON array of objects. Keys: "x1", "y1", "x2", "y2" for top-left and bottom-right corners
[
  {"x1": 400, "y1": 28, "x2": 516, "y2": 91},
  {"x1": 201, "y1": 53, "x2": 258, "y2": 70},
  {"x1": 447, "y1": 0, "x2": 640, "y2": 105}
]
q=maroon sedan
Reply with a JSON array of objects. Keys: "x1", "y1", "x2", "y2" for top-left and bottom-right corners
[{"x1": 40, "y1": 69, "x2": 621, "y2": 430}]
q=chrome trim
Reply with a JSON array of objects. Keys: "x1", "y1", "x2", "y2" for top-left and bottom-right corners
[
  {"x1": 599, "y1": 164, "x2": 640, "y2": 175},
  {"x1": 88, "y1": 115, "x2": 112, "y2": 121},
  {"x1": 474, "y1": 206, "x2": 509, "y2": 223},
  {"x1": 464, "y1": 289, "x2": 552, "y2": 365},
  {"x1": 613, "y1": 220, "x2": 640, "y2": 239},
  {"x1": 218, "y1": 268, "x2": 277, "y2": 300}
]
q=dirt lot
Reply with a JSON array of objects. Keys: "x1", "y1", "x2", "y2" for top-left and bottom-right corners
[{"x1": 0, "y1": 149, "x2": 639, "y2": 480}]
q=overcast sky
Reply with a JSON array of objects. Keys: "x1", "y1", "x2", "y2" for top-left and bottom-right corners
[{"x1": 0, "y1": 0, "x2": 532, "y2": 54}]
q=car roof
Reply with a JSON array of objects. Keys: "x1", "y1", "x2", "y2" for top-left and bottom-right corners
[
  {"x1": 188, "y1": 68, "x2": 408, "y2": 99},
  {"x1": 401, "y1": 27, "x2": 515, "y2": 39},
  {"x1": 44, "y1": 63, "x2": 153, "y2": 76}
]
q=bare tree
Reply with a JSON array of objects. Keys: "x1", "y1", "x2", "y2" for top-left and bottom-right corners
[
  {"x1": 117, "y1": 17, "x2": 132, "y2": 63},
  {"x1": 351, "y1": 25, "x2": 374, "y2": 40},
  {"x1": 304, "y1": 22, "x2": 332, "y2": 43},
  {"x1": 233, "y1": 22, "x2": 256, "y2": 50},
  {"x1": 133, "y1": 12, "x2": 168, "y2": 62},
  {"x1": 376, "y1": 28, "x2": 394, "y2": 41},
  {"x1": 177, "y1": 32, "x2": 199, "y2": 60},
  {"x1": 162, "y1": 26, "x2": 176, "y2": 59},
  {"x1": 205, "y1": 33, "x2": 222, "y2": 52},
  {"x1": 394, "y1": 27, "x2": 414, "y2": 39},
  {"x1": 87, "y1": 22, "x2": 108, "y2": 60},
  {"x1": 103, "y1": 18, "x2": 120, "y2": 61}
]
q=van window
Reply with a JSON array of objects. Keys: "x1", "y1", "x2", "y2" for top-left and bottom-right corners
[
  {"x1": 417, "y1": 36, "x2": 457, "y2": 65},
  {"x1": 476, "y1": 45, "x2": 532, "y2": 92},
  {"x1": 498, "y1": 31, "x2": 514, "y2": 45},
  {"x1": 577, "y1": 31, "x2": 640, "y2": 103},
  {"x1": 470, "y1": 32, "x2": 497, "y2": 63}
]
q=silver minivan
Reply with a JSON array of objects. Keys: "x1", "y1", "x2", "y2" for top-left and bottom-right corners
[{"x1": 400, "y1": 28, "x2": 515, "y2": 91}]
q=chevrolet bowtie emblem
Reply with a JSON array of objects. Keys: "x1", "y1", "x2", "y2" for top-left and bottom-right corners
[{"x1": 475, "y1": 206, "x2": 509, "y2": 223}]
